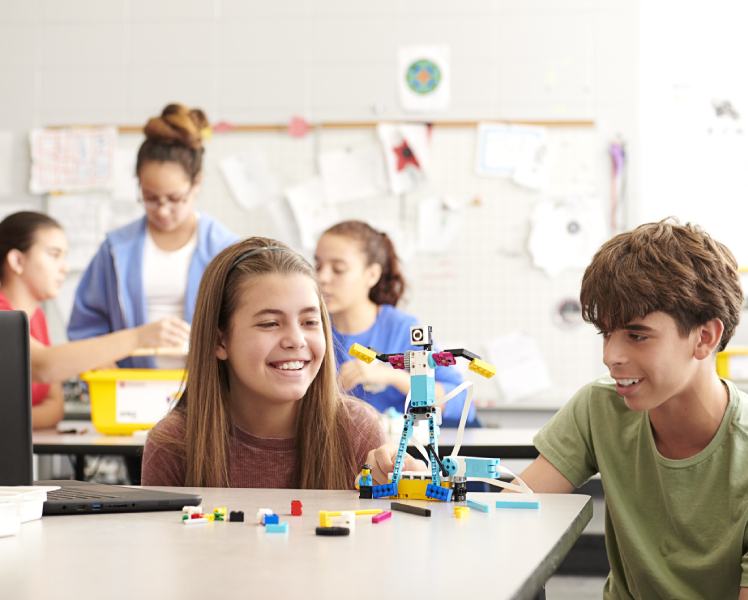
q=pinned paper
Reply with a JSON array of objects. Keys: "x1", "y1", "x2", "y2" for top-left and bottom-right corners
[
  {"x1": 46, "y1": 195, "x2": 101, "y2": 271},
  {"x1": 398, "y1": 45, "x2": 450, "y2": 112},
  {"x1": 29, "y1": 127, "x2": 117, "y2": 194},
  {"x1": 417, "y1": 197, "x2": 462, "y2": 254},
  {"x1": 475, "y1": 123, "x2": 547, "y2": 178},
  {"x1": 527, "y1": 197, "x2": 606, "y2": 277},
  {"x1": 219, "y1": 150, "x2": 280, "y2": 212},
  {"x1": 285, "y1": 178, "x2": 339, "y2": 250},
  {"x1": 112, "y1": 148, "x2": 138, "y2": 201},
  {"x1": 513, "y1": 139, "x2": 553, "y2": 191},
  {"x1": 266, "y1": 197, "x2": 303, "y2": 251},
  {"x1": 318, "y1": 144, "x2": 388, "y2": 204},
  {"x1": 377, "y1": 123, "x2": 430, "y2": 195},
  {"x1": 485, "y1": 333, "x2": 553, "y2": 403}
]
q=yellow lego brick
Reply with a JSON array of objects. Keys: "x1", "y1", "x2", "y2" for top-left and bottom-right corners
[
  {"x1": 349, "y1": 343, "x2": 376, "y2": 364},
  {"x1": 469, "y1": 358, "x2": 496, "y2": 379},
  {"x1": 214, "y1": 507, "x2": 226, "y2": 515},
  {"x1": 205, "y1": 514, "x2": 215, "y2": 521},
  {"x1": 454, "y1": 506, "x2": 470, "y2": 518}
]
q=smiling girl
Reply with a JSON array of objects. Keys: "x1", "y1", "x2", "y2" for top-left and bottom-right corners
[
  {"x1": 0, "y1": 212, "x2": 194, "y2": 429},
  {"x1": 67, "y1": 104, "x2": 238, "y2": 369},
  {"x1": 141, "y1": 238, "x2": 416, "y2": 488}
]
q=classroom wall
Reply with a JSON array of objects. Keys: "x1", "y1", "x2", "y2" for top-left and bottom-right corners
[{"x1": 0, "y1": 0, "x2": 640, "y2": 404}]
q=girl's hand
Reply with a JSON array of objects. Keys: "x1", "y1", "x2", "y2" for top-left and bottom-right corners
[
  {"x1": 136, "y1": 318, "x2": 191, "y2": 350},
  {"x1": 365, "y1": 441, "x2": 427, "y2": 485},
  {"x1": 338, "y1": 360, "x2": 395, "y2": 392}
]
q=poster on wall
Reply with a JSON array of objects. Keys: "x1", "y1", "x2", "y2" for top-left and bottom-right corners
[
  {"x1": 475, "y1": 123, "x2": 547, "y2": 178},
  {"x1": 29, "y1": 127, "x2": 117, "y2": 194},
  {"x1": 398, "y1": 45, "x2": 450, "y2": 112},
  {"x1": 377, "y1": 123, "x2": 431, "y2": 195}
]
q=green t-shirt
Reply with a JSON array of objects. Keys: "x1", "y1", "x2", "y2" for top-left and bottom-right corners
[{"x1": 534, "y1": 375, "x2": 748, "y2": 600}]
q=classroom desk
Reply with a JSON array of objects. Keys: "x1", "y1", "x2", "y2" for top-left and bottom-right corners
[
  {"x1": 0, "y1": 488, "x2": 591, "y2": 600},
  {"x1": 32, "y1": 422, "x2": 540, "y2": 481}
]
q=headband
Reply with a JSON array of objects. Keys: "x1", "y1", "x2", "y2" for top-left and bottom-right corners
[{"x1": 228, "y1": 246, "x2": 288, "y2": 272}]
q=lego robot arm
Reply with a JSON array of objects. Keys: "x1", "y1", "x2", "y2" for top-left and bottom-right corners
[
  {"x1": 349, "y1": 343, "x2": 405, "y2": 366},
  {"x1": 443, "y1": 348, "x2": 497, "y2": 379}
]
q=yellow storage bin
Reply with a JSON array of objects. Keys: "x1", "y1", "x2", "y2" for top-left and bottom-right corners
[
  {"x1": 716, "y1": 347, "x2": 748, "y2": 381},
  {"x1": 80, "y1": 369, "x2": 185, "y2": 435}
]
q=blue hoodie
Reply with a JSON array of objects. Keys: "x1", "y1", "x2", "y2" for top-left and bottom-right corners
[{"x1": 67, "y1": 213, "x2": 239, "y2": 368}]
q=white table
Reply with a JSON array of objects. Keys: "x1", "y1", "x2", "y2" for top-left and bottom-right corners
[{"x1": 0, "y1": 488, "x2": 590, "y2": 600}]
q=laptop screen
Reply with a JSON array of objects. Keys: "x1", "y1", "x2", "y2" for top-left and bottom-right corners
[{"x1": 0, "y1": 311, "x2": 34, "y2": 486}]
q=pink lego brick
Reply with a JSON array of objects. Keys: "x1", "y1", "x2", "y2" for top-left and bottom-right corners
[
  {"x1": 432, "y1": 352, "x2": 456, "y2": 366},
  {"x1": 372, "y1": 511, "x2": 392, "y2": 523},
  {"x1": 388, "y1": 355, "x2": 405, "y2": 370}
]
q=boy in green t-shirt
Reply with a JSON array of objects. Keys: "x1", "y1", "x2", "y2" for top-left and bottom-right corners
[{"x1": 517, "y1": 218, "x2": 748, "y2": 599}]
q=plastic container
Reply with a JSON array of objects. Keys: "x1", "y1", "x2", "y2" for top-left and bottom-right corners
[
  {"x1": 80, "y1": 369, "x2": 185, "y2": 435},
  {"x1": 0, "y1": 486, "x2": 60, "y2": 531}
]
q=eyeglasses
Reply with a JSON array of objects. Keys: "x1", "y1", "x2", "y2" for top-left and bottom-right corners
[{"x1": 137, "y1": 185, "x2": 193, "y2": 210}]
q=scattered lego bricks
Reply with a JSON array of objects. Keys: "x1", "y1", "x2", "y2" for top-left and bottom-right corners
[
  {"x1": 257, "y1": 508, "x2": 273, "y2": 524},
  {"x1": 319, "y1": 509, "x2": 382, "y2": 527},
  {"x1": 264, "y1": 514, "x2": 279, "y2": 525},
  {"x1": 291, "y1": 501, "x2": 302, "y2": 516},
  {"x1": 391, "y1": 502, "x2": 431, "y2": 517},
  {"x1": 315, "y1": 526, "x2": 350, "y2": 537},
  {"x1": 183, "y1": 517, "x2": 208, "y2": 525},
  {"x1": 495, "y1": 499, "x2": 540, "y2": 509},
  {"x1": 372, "y1": 511, "x2": 391, "y2": 523},
  {"x1": 266, "y1": 522, "x2": 289, "y2": 533},
  {"x1": 229, "y1": 510, "x2": 244, "y2": 522},
  {"x1": 466, "y1": 499, "x2": 490, "y2": 513},
  {"x1": 454, "y1": 506, "x2": 470, "y2": 519}
]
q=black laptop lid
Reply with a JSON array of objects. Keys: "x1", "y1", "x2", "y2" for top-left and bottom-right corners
[{"x1": 0, "y1": 310, "x2": 33, "y2": 486}]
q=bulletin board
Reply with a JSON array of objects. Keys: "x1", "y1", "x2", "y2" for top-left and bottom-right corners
[{"x1": 46, "y1": 120, "x2": 605, "y2": 406}]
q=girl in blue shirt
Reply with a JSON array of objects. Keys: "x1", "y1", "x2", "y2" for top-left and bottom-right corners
[{"x1": 315, "y1": 220, "x2": 476, "y2": 425}]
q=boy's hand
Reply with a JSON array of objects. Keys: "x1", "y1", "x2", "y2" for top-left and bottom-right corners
[{"x1": 365, "y1": 442, "x2": 427, "y2": 485}]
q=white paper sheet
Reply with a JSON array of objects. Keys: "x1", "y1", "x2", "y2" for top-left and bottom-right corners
[
  {"x1": 219, "y1": 149, "x2": 280, "y2": 212},
  {"x1": 513, "y1": 138, "x2": 553, "y2": 191},
  {"x1": 266, "y1": 197, "x2": 303, "y2": 251},
  {"x1": 29, "y1": 128, "x2": 117, "y2": 194},
  {"x1": 527, "y1": 197, "x2": 607, "y2": 277},
  {"x1": 285, "y1": 178, "x2": 339, "y2": 250},
  {"x1": 112, "y1": 148, "x2": 138, "y2": 201},
  {"x1": 377, "y1": 123, "x2": 430, "y2": 195},
  {"x1": 398, "y1": 45, "x2": 451, "y2": 112},
  {"x1": 46, "y1": 195, "x2": 101, "y2": 271},
  {"x1": 475, "y1": 123, "x2": 547, "y2": 178},
  {"x1": 318, "y1": 144, "x2": 388, "y2": 204},
  {"x1": 485, "y1": 332, "x2": 553, "y2": 403},
  {"x1": 417, "y1": 196, "x2": 463, "y2": 254},
  {"x1": 0, "y1": 132, "x2": 12, "y2": 197}
]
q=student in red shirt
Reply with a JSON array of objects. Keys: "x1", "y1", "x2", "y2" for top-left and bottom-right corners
[{"x1": 0, "y1": 212, "x2": 190, "y2": 429}]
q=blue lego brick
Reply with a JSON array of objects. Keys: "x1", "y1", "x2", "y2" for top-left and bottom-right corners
[
  {"x1": 373, "y1": 483, "x2": 398, "y2": 498},
  {"x1": 466, "y1": 499, "x2": 490, "y2": 513},
  {"x1": 266, "y1": 522, "x2": 289, "y2": 533},
  {"x1": 410, "y1": 375, "x2": 435, "y2": 407},
  {"x1": 264, "y1": 514, "x2": 279, "y2": 525},
  {"x1": 495, "y1": 500, "x2": 540, "y2": 509},
  {"x1": 464, "y1": 457, "x2": 500, "y2": 479},
  {"x1": 425, "y1": 484, "x2": 453, "y2": 502}
]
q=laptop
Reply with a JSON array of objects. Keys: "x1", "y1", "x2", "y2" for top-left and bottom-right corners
[{"x1": 0, "y1": 310, "x2": 201, "y2": 515}]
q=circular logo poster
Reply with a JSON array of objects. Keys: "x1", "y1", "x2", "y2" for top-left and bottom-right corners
[{"x1": 406, "y1": 59, "x2": 441, "y2": 95}]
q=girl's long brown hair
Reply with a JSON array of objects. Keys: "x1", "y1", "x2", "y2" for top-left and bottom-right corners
[{"x1": 153, "y1": 237, "x2": 359, "y2": 489}]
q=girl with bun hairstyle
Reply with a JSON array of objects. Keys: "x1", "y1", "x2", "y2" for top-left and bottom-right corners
[
  {"x1": 68, "y1": 104, "x2": 239, "y2": 368},
  {"x1": 0, "y1": 212, "x2": 199, "y2": 429},
  {"x1": 315, "y1": 220, "x2": 476, "y2": 425}
]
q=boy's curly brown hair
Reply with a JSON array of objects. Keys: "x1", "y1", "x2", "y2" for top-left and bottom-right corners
[{"x1": 580, "y1": 217, "x2": 743, "y2": 352}]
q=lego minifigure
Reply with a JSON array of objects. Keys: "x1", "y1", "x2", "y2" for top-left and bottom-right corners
[{"x1": 358, "y1": 464, "x2": 373, "y2": 499}]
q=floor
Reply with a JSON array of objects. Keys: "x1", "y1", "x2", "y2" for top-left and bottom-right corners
[{"x1": 545, "y1": 576, "x2": 607, "y2": 599}]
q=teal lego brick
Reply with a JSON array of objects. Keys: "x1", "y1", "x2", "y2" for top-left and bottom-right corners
[
  {"x1": 266, "y1": 522, "x2": 289, "y2": 533},
  {"x1": 495, "y1": 500, "x2": 540, "y2": 509},
  {"x1": 466, "y1": 499, "x2": 490, "y2": 513}
]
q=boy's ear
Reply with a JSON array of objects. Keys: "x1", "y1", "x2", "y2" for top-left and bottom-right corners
[
  {"x1": 6, "y1": 249, "x2": 25, "y2": 276},
  {"x1": 215, "y1": 330, "x2": 228, "y2": 361},
  {"x1": 694, "y1": 318, "x2": 724, "y2": 360}
]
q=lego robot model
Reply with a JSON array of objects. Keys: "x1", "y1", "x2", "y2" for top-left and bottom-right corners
[{"x1": 350, "y1": 325, "x2": 532, "y2": 502}]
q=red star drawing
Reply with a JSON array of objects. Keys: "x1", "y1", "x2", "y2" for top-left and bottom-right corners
[{"x1": 393, "y1": 141, "x2": 420, "y2": 171}]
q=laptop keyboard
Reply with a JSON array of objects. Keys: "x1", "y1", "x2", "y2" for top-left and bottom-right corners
[{"x1": 47, "y1": 489, "x2": 124, "y2": 500}]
